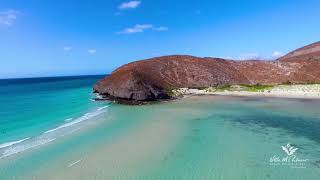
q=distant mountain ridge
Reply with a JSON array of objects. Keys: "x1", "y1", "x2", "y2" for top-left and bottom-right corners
[
  {"x1": 94, "y1": 42, "x2": 320, "y2": 102},
  {"x1": 279, "y1": 41, "x2": 320, "y2": 61}
]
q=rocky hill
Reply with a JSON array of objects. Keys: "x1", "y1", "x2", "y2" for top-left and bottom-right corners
[
  {"x1": 94, "y1": 42, "x2": 320, "y2": 103},
  {"x1": 279, "y1": 41, "x2": 320, "y2": 61}
]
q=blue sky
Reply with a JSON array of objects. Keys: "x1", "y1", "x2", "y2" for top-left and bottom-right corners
[{"x1": 0, "y1": 0, "x2": 320, "y2": 78}]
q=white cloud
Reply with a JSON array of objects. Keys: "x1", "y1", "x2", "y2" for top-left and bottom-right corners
[
  {"x1": 218, "y1": 56, "x2": 233, "y2": 60},
  {"x1": 0, "y1": 9, "x2": 19, "y2": 26},
  {"x1": 271, "y1": 51, "x2": 284, "y2": 59},
  {"x1": 152, "y1": 26, "x2": 169, "y2": 31},
  {"x1": 63, "y1": 46, "x2": 72, "y2": 51},
  {"x1": 119, "y1": 1, "x2": 141, "y2": 10},
  {"x1": 233, "y1": 51, "x2": 285, "y2": 60},
  {"x1": 238, "y1": 53, "x2": 261, "y2": 60},
  {"x1": 118, "y1": 24, "x2": 168, "y2": 34},
  {"x1": 88, "y1": 49, "x2": 97, "y2": 54},
  {"x1": 118, "y1": 24, "x2": 153, "y2": 34}
]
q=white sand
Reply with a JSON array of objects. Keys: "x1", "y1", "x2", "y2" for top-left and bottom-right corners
[
  {"x1": 173, "y1": 84, "x2": 320, "y2": 99},
  {"x1": 34, "y1": 115, "x2": 185, "y2": 179}
]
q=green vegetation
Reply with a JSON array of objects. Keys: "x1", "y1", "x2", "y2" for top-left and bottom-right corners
[
  {"x1": 305, "y1": 80, "x2": 320, "y2": 84},
  {"x1": 168, "y1": 83, "x2": 320, "y2": 97},
  {"x1": 281, "y1": 80, "x2": 320, "y2": 85},
  {"x1": 204, "y1": 87, "x2": 217, "y2": 92},
  {"x1": 216, "y1": 84, "x2": 232, "y2": 91},
  {"x1": 166, "y1": 87, "x2": 179, "y2": 97},
  {"x1": 240, "y1": 84, "x2": 274, "y2": 92},
  {"x1": 203, "y1": 85, "x2": 232, "y2": 92},
  {"x1": 205, "y1": 84, "x2": 274, "y2": 92}
]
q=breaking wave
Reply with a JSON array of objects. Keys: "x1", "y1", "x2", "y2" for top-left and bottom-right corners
[
  {"x1": 0, "y1": 138, "x2": 30, "y2": 149},
  {"x1": 0, "y1": 104, "x2": 112, "y2": 159}
]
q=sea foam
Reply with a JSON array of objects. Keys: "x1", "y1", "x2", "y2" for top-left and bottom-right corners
[
  {"x1": 0, "y1": 138, "x2": 56, "y2": 158},
  {"x1": 44, "y1": 104, "x2": 111, "y2": 134},
  {"x1": 0, "y1": 138, "x2": 30, "y2": 149},
  {"x1": 0, "y1": 104, "x2": 112, "y2": 159}
]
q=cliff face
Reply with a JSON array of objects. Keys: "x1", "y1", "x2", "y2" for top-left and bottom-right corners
[{"x1": 94, "y1": 42, "x2": 320, "y2": 102}]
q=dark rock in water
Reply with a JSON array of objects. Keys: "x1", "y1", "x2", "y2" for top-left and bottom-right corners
[
  {"x1": 94, "y1": 70, "x2": 171, "y2": 101},
  {"x1": 94, "y1": 42, "x2": 320, "y2": 104}
]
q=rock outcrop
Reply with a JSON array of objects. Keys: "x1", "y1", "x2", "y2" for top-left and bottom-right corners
[{"x1": 94, "y1": 42, "x2": 320, "y2": 103}]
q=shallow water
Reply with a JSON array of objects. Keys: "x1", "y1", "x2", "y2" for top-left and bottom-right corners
[{"x1": 1, "y1": 79, "x2": 320, "y2": 179}]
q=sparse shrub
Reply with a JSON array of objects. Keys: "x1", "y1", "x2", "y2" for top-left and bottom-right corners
[
  {"x1": 240, "y1": 84, "x2": 274, "y2": 92},
  {"x1": 215, "y1": 84, "x2": 232, "y2": 91},
  {"x1": 282, "y1": 80, "x2": 292, "y2": 85}
]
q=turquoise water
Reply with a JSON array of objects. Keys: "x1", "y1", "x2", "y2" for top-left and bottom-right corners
[
  {"x1": 0, "y1": 75, "x2": 109, "y2": 157},
  {"x1": 0, "y1": 78, "x2": 320, "y2": 179}
]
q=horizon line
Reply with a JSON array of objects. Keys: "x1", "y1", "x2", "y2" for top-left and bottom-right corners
[{"x1": 0, "y1": 74, "x2": 109, "y2": 80}]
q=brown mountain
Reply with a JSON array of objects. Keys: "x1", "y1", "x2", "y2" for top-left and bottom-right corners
[
  {"x1": 94, "y1": 42, "x2": 320, "y2": 102},
  {"x1": 279, "y1": 41, "x2": 320, "y2": 61},
  {"x1": 94, "y1": 56, "x2": 250, "y2": 101}
]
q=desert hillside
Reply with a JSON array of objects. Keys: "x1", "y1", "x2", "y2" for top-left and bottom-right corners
[{"x1": 94, "y1": 42, "x2": 320, "y2": 101}]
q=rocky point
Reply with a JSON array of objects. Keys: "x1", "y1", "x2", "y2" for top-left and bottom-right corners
[{"x1": 94, "y1": 41, "x2": 320, "y2": 103}]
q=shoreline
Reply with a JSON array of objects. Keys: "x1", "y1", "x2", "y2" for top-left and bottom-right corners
[
  {"x1": 94, "y1": 84, "x2": 320, "y2": 105},
  {"x1": 172, "y1": 84, "x2": 320, "y2": 100}
]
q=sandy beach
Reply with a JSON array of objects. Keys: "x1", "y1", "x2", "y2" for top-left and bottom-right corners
[{"x1": 171, "y1": 84, "x2": 320, "y2": 99}]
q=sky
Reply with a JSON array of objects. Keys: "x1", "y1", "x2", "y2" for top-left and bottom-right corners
[{"x1": 0, "y1": 0, "x2": 320, "y2": 78}]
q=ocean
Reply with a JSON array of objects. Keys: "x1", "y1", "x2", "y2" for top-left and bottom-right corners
[{"x1": 0, "y1": 76, "x2": 319, "y2": 179}]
